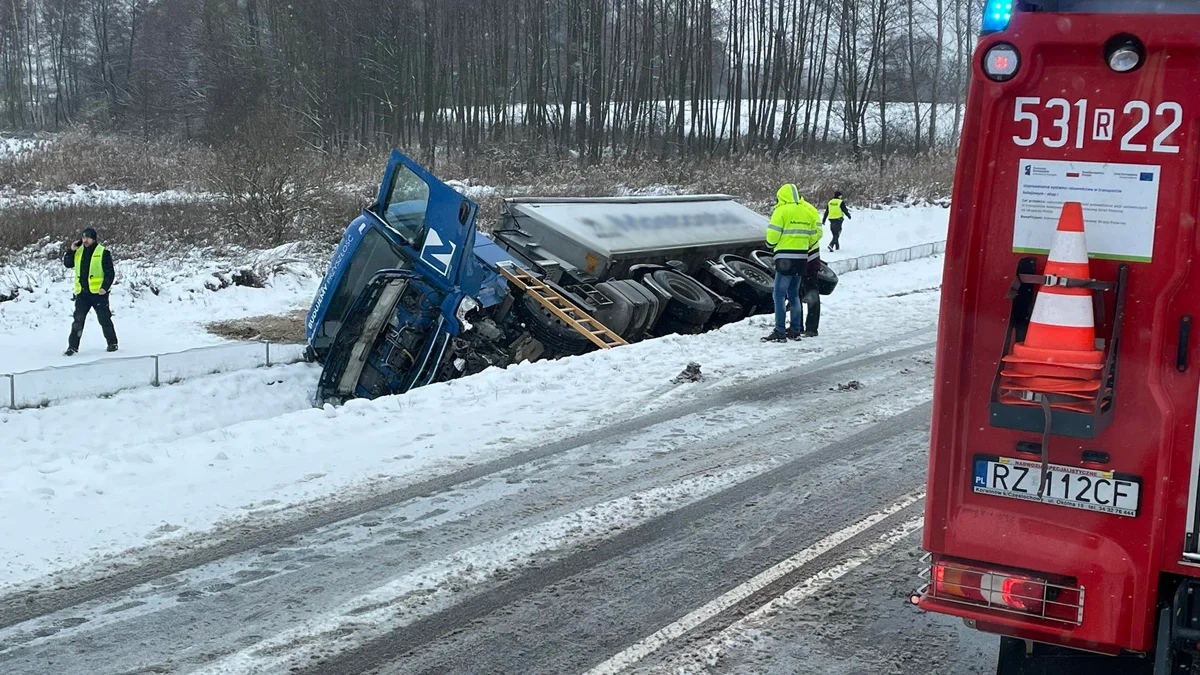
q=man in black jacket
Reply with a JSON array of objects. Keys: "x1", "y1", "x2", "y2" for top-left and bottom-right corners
[{"x1": 63, "y1": 227, "x2": 118, "y2": 355}]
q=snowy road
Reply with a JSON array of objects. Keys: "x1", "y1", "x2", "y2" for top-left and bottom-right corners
[{"x1": 0, "y1": 327, "x2": 996, "y2": 675}]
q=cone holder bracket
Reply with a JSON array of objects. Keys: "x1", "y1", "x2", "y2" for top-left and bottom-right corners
[{"x1": 987, "y1": 259, "x2": 1129, "y2": 440}]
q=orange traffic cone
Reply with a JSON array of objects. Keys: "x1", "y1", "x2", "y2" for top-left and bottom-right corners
[{"x1": 999, "y1": 202, "x2": 1106, "y2": 412}]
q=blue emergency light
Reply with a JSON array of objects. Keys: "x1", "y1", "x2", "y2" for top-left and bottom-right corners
[{"x1": 982, "y1": 0, "x2": 1014, "y2": 32}]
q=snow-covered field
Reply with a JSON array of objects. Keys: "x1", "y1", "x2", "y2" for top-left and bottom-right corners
[
  {"x1": 0, "y1": 252, "x2": 944, "y2": 594},
  {"x1": 0, "y1": 185, "x2": 215, "y2": 209},
  {"x1": 0, "y1": 243, "x2": 321, "y2": 374},
  {"x1": 439, "y1": 100, "x2": 965, "y2": 145}
]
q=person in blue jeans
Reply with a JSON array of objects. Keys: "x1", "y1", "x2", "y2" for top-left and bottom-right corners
[
  {"x1": 772, "y1": 270, "x2": 803, "y2": 340},
  {"x1": 762, "y1": 184, "x2": 822, "y2": 342}
]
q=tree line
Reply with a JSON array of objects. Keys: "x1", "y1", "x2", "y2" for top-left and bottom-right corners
[{"x1": 0, "y1": 0, "x2": 984, "y2": 162}]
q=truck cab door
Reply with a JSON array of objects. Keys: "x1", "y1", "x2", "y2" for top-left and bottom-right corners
[{"x1": 372, "y1": 150, "x2": 479, "y2": 289}]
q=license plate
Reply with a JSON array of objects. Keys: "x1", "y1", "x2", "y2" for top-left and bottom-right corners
[{"x1": 972, "y1": 454, "x2": 1142, "y2": 517}]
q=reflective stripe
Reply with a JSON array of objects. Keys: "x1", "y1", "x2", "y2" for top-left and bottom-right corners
[
  {"x1": 1047, "y1": 231, "x2": 1088, "y2": 265},
  {"x1": 1029, "y1": 292, "x2": 1094, "y2": 328},
  {"x1": 774, "y1": 252, "x2": 811, "y2": 260},
  {"x1": 768, "y1": 224, "x2": 784, "y2": 233},
  {"x1": 782, "y1": 227, "x2": 818, "y2": 235},
  {"x1": 791, "y1": 184, "x2": 799, "y2": 204}
]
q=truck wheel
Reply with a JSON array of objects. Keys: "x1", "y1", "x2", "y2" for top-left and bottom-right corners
[
  {"x1": 515, "y1": 293, "x2": 593, "y2": 356},
  {"x1": 725, "y1": 257, "x2": 774, "y2": 296},
  {"x1": 652, "y1": 269, "x2": 715, "y2": 326},
  {"x1": 750, "y1": 250, "x2": 777, "y2": 274}
]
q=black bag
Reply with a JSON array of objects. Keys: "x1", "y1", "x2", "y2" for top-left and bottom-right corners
[{"x1": 815, "y1": 260, "x2": 838, "y2": 295}]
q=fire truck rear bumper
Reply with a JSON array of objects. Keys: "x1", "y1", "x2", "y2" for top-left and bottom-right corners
[{"x1": 911, "y1": 593, "x2": 1126, "y2": 656}]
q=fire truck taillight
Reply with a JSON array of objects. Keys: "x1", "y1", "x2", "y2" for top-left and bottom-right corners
[
  {"x1": 926, "y1": 558, "x2": 1085, "y2": 625},
  {"x1": 983, "y1": 44, "x2": 1020, "y2": 82}
]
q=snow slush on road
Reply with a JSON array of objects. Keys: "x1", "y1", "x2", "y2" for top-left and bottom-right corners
[{"x1": 304, "y1": 151, "x2": 837, "y2": 405}]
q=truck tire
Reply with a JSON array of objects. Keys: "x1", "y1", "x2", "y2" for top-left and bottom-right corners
[
  {"x1": 515, "y1": 292, "x2": 593, "y2": 356},
  {"x1": 724, "y1": 257, "x2": 774, "y2": 297},
  {"x1": 750, "y1": 250, "x2": 775, "y2": 272},
  {"x1": 651, "y1": 269, "x2": 715, "y2": 326}
]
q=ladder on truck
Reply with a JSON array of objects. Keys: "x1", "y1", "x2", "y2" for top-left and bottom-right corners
[{"x1": 496, "y1": 262, "x2": 629, "y2": 350}]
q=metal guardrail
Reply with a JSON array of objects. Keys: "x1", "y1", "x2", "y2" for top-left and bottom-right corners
[
  {"x1": 0, "y1": 340, "x2": 308, "y2": 410},
  {"x1": 827, "y1": 240, "x2": 947, "y2": 276}
]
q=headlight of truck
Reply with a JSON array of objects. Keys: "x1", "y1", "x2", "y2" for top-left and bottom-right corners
[{"x1": 456, "y1": 296, "x2": 480, "y2": 331}]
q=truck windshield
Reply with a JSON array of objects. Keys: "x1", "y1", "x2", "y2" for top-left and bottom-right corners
[
  {"x1": 380, "y1": 163, "x2": 430, "y2": 244},
  {"x1": 320, "y1": 227, "x2": 411, "y2": 342}
]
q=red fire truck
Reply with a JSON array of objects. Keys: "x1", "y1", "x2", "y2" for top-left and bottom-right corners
[{"x1": 914, "y1": 1, "x2": 1200, "y2": 673}]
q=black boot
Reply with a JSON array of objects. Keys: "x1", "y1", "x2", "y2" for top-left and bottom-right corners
[
  {"x1": 786, "y1": 329, "x2": 803, "y2": 341},
  {"x1": 761, "y1": 330, "x2": 787, "y2": 343},
  {"x1": 107, "y1": 344, "x2": 118, "y2": 353},
  {"x1": 64, "y1": 348, "x2": 77, "y2": 356}
]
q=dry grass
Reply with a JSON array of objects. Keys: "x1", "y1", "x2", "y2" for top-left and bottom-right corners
[
  {"x1": 429, "y1": 146, "x2": 956, "y2": 231},
  {"x1": 0, "y1": 131, "x2": 956, "y2": 258},
  {"x1": 0, "y1": 129, "x2": 218, "y2": 192},
  {"x1": 205, "y1": 310, "x2": 307, "y2": 343}
]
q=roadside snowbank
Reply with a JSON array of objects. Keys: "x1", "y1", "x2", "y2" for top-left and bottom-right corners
[
  {"x1": 0, "y1": 255, "x2": 944, "y2": 592},
  {"x1": 820, "y1": 204, "x2": 947, "y2": 262},
  {"x1": 0, "y1": 242, "x2": 321, "y2": 374}
]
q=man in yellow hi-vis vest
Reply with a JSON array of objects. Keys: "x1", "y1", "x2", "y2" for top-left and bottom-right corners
[
  {"x1": 62, "y1": 227, "x2": 118, "y2": 356},
  {"x1": 823, "y1": 191, "x2": 852, "y2": 251},
  {"x1": 763, "y1": 183, "x2": 822, "y2": 342}
]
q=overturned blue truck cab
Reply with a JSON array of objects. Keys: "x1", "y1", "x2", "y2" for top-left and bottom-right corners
[{"x1": 305, "y1": 151, "x2": 835, "y2": 405}]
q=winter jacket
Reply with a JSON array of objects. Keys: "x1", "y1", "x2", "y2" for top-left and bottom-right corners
[{"x1": 767, "y1": 184, "x2": 823, "y2": 268}]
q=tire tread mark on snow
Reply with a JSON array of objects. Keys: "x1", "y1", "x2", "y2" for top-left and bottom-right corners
[
  {"x1": 0, "y1": 330, "x2": 934, "y2": 629},
  {"x1": 295, "y1": 402, "x2": 933, "y2": 675}
]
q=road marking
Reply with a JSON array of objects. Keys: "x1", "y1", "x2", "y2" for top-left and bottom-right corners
[
  {"x1": 582, "y1": 490, "x2": 925, "y2": 675},
  {"x1": 663, "y1": 516, "x2": 926, "y2": 674},
  {"x1": 187, "y1": 465, "x2": 771, "y2": 675}
]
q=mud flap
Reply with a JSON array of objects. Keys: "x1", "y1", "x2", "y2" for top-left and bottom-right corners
[
  {"x1": 996, "y1": 636, "x2": 1153, "y2": 675},
  {"x1": 1155, "y1": 605, "x2": 1174, "y2": 675}
]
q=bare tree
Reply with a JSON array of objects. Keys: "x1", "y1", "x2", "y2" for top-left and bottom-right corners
[{"x1": 0, "y1": 0, "x2": 976, "y2": 164}]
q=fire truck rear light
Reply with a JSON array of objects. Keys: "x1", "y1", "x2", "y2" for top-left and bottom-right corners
[
  {"x1": 983, "y1": 45, "x2": 1020, "y2": 82},
  {"x1": 920, "y1": 557, "x2": 1085, "y2": 625}
]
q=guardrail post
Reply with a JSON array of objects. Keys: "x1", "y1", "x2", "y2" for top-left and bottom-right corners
[
  {"x1": 8, "y1": 374, "x2": 13, "y2": 410},
  {"x1": 266, "y1": 341, "x2": 272, "y2": 367},
  {"x1": 153, "y1": 355, "x2": 160, "y2": 387}
]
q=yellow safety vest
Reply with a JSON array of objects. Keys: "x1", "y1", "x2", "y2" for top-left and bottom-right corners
[
  {"x1": 827, "y1": 198, "x2": 844, "y2": 220},
  {"x1": 74, "y1": 244, "x2": 106, "y2": 294}
]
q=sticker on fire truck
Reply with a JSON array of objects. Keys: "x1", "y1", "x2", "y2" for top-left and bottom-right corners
[
  {"x1": 972, "y1": 454, "x2": 1142, "y2": 518},
  {"x1": 1012, "y1": 158, "x2": 1159, "y2": 263}
]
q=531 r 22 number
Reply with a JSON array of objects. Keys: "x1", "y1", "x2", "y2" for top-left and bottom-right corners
[{"x1": 1012, "y1": 97, "x2": 1181, "y2": 154}]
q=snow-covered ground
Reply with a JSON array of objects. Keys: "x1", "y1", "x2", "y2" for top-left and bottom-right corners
[
  {"x1": 0, "y1": 185, "x2": 216, "y2": 209},
  {"x1": 0, "y1": 253, "x2": 944, "y2": 593},
  {"x1": 819, "y1": 203, "x2": 947, "y2": 262},
  {"x1": 0, "y1": 204, "x2": 946, "y2": 377},
  {"x1": 437, "y1": 100, "x2": 965, "y2": 146},
  {"x1": 0, "y1": 243, "x2": 321, "y2": 374}
]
